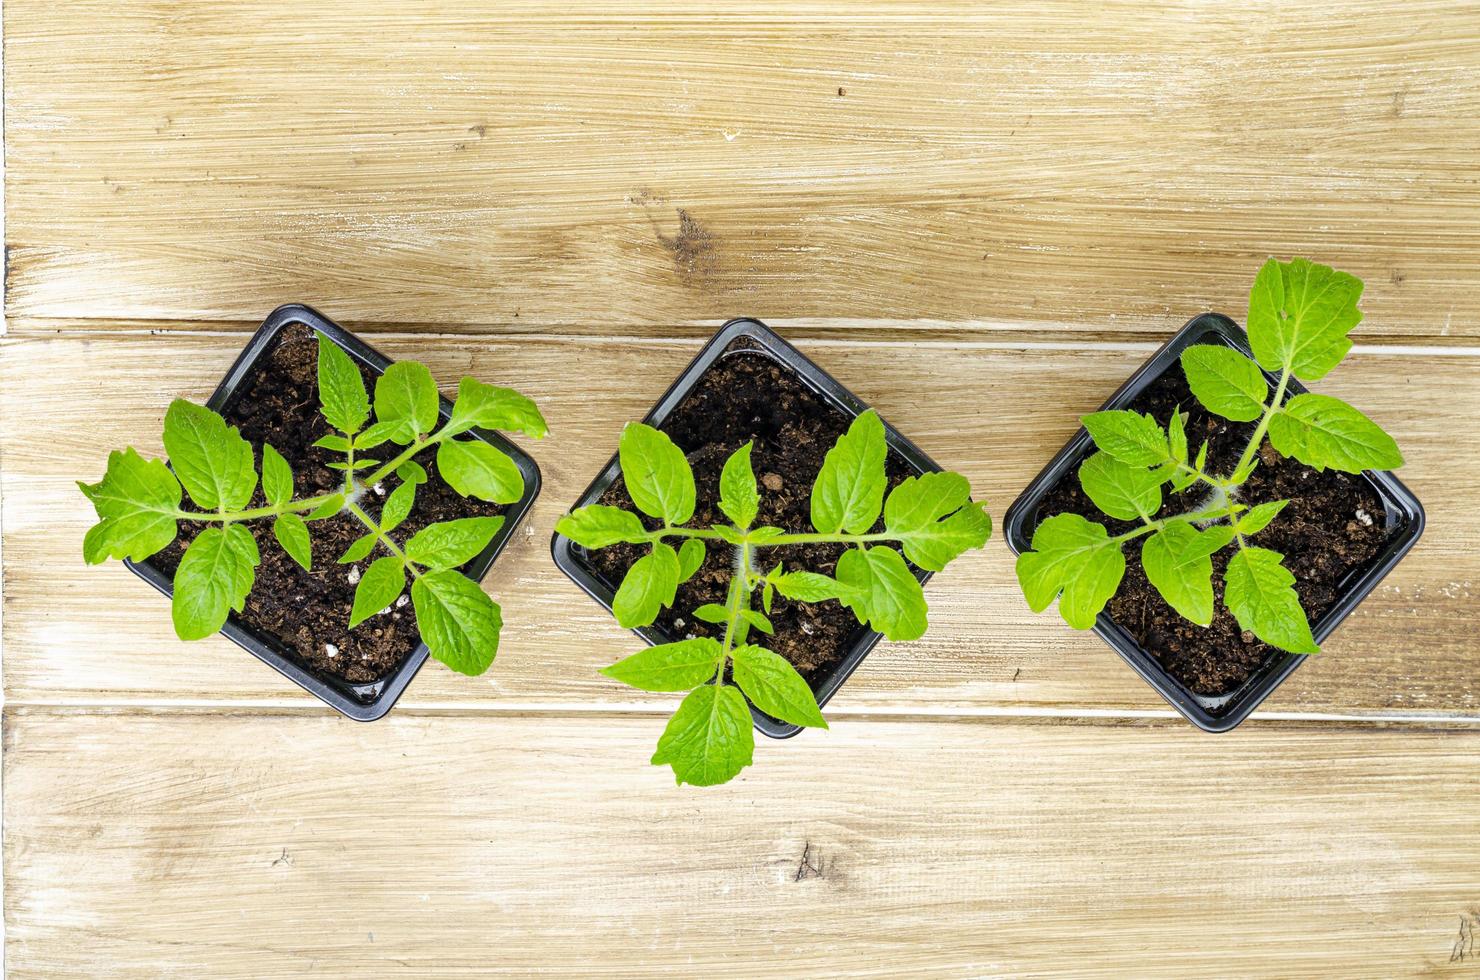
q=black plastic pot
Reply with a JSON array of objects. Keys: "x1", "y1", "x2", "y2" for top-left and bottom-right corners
[
  {"x1": 1003, "y1": 313, "x2": 1425, "y2": 732},
  {"x1": 125, "y1": 304, "x2": 542, "y2": 721},
  {"x1": 551, "y1": 318, "x2": 943, "y2": 739}
]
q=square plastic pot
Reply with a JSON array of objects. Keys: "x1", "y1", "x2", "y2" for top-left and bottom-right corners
[
  {"x1": 125, "y1": 303, "x2": 542, "y2": 721},
  {"x1": 551, "y1": 318, "x2": 942, "y2": 739},
  {"x1": 1003, "y1": 313, "x2": 1425, "y2": 732}
]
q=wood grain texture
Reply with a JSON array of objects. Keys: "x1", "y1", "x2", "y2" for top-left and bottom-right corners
[
  {"x1": 4, "y1": 332, "x2": 1474, "y2": 719},
  {"x1": 6, "y1": 709, "x2": 1479, "y2": 978},
  {"x1": 6, "y1": 0, "x2": 1480, "y2": 338}
]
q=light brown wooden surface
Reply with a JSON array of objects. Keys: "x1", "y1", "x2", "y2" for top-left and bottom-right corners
[{"x1": 5, "y1": 1, "x2": 1480, "y2": 976}]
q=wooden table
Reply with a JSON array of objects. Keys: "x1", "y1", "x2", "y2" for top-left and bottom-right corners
[{"x1": 4, "y1": 2, "x2": 1479, "y2": 976}]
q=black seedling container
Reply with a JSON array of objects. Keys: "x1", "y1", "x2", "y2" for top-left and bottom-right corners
[
  {"x1": 552, "y1": 317, "x2": 943, "y2": 739},
  {"x1": 1003, "y1": 313, "x2": 1425, "y2": 732},
  {"x1": 125, "y1": 304, "x2": 542, "y2": 721}
]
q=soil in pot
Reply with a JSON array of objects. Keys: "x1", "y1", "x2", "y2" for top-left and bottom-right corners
[
  {"x1": 583, "y1": 343, "x2": 917, "y2": 684},
  {"x1": 1036, "y1": 359, "x2": 1387, "y2": 696},
  {"x1": 145, "y1": 323, "x2": 506, "y2": 685}
]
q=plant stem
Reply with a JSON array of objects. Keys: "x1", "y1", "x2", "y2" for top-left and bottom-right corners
[
  {"x1": 1111, "y1": 501, "x2": 1243, "y2": 545},
  {"x1": 757, "y1": 531, "x2": 893, "y2": 547},
  {"x1": 714, "y1": 543, "x2": 755, "y2": 683},
  {"x1": 346, "y1": 499, "x2": 421, "y2": 579},
  {"x1": 1227, "y1": 366, "x2": 1291, "y2": 482}
]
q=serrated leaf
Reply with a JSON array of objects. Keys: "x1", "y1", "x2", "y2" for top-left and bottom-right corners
[
  {"x1": 731, "y1": 644, "x2": 827, "y2": 729},
  {"x1": 555, "y1": 505, "x2": 649, "y2": 549},
  {"x1": 1267, "y1": 393, "x2": 1403, "y2": 473},
  {"x1": 436, "y1": 438, "x2": 524, "y2": 502},
  {"x1": 1180, "y1": 345, "x2": 1268, "y2": 422},
  {"x1": 1015, "y1": 513, "x2": 1125, "y2": 630},
  {"x1": 162, "y1": 400, "x2": 257, "y2": 511},
  {"x1": 1224, "y1": 546, "x2": 1319, "y2": 653},
  {"x1": 693, "y1": 603, "x2": 729, "y2": 624},
  {"x1": 883, "y1": 472, "x2": 991, "y2": 571},
  {"x1": 1247, "y1": 257, "x2": 1363, "y2": 381},
  {"x1": 170, "y1": 524, "x2": 259, "y2": 640},
  {"x1": 1081, "y1": 410, "x2": 1168, "y2": 467},
  {"x1": 373, "y1": 361, "x2": 440, "y2": 445},
  {"x1": 379, "y1": 480, "x2": 416, "y2": 533},
  {"x1": 810, "y1": 410, "x2": 887, "y2": 535},
  {"x1": 600, "y1": 638, "x2": 722, "y2": 692},
  {"x1": 619, "y1": 423, "x2": 695, "y2": 525},
  {"x1": 260, "y1": 443, "x2": 294, "y2": 507},
  {"x1": 651, "y1": 684, "x2": 754, "y2": 787},
  {"x1": 305, "y1": 493, "x2": 345, "y2": 521},
  {"x1": 445, "y1": 377, "x2": 547, "y2": 439},
  {"x1": 396, "y1": 460, "x2": 428, "y2": 485},
  {"x1": 1078, "y1": 451, "x2": 1163, "y2": 522},
  {"x1": 1237, "y1": 500, "x2": 1288, "y2": 536},
  {"x1": 317, "y1": 335, "x2": 369, "y2": 434},
  {"x1": 352, "y1": 420, "x2": 402, "y2": 451},
  {"x1": 272, "y1": 514, "x2": 313, "y2": 571},
  {"x1": 718, "y1": 442, "x2": 759, "y2": 528},
  {"x1": 312, "y1": 434, "x2": 351, "y2": 452},
  {"x1": 770, "y1": 570, "x2": 852, "y2": 604},
  {"x1": 613, "y1": 542, "x2": 681, "y2": 628},
  {"x1": 412, "y1": 569, "x2": 502, "y2": 675},
  {"x1": 404, "y1": 516, "x2": 504, "y2": 570},
  {"x1": 676, "y1": 537, "x2": 706, "y2": 583},
  {"x1": 79, "y1": 447, "x2": 182, "y2": 564},
  {"x1": 836, "y1": 545, "x2": 926, "y2": 641},
  {"x1": 350, "y1": 555, "x2": 406, "y2": 628},
  {"x1": 338, "y1": 532, "x2": 377, "y2": 564},
  {"x1": 1141, "y1": 521, "x2": 1233, "y2": 626}
]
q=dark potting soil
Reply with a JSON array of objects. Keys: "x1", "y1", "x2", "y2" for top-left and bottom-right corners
[
  {"x1": 146, "y1": 324, "x2": 505, "y2": 686},
  {"x1": 582, "y1": 344, "x2": 916, "y2": 684},
  {"x1": 1036, "y1": 358, "x2": 1387, "y2": 697}
]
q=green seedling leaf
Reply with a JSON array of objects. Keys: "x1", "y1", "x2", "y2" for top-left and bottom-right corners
[
  {"x1": 1267, "y1": 393, "x2": 1403, "y2": 473},
  {"x1": 404, "y1": 516, "x2": 504, "y2": 570},
  {"x1": 651, "y1": 684, "x2": 754, "y2": 787},
  {"x1": 1169, "y1": 409, "x2": 1189, "y2": 464},
  {"x1": 273, "y1": 514, "x2": 313, "y2": 572},
  {"x1": 770, "y1": 570, "x2": 853, "y2": 604},
  {"x1": 338, "y1": 532, "x2": 377, "y2": 564},
  {"x1": 260, "y1": 443, "x2": 294, "y2": 507},
  {"x1": 692, "y1": 603, "x2": 729, "y2": 624},
  {"x1": 1141, "y1": 521, "x2": 1234, "y2": 626},
  {"x1": 170, "y1": 524, "x2": 259, "y2": 640},
  {"x1": 350, "y1": 555, "x2": 407, "y2": 628},
  {"x1": 555, "y1": 505, "x2": 649, "y2": 549},
  {"x1": 1078, "y1": 451, "x2": 1163, "y2": 522},
  {"x1": 810, "y1": 410, "x2": 887, "y2": 535},
  {"x1": 162, "y1": 400, "x2": 257, "y2": 512},
  {"x1": 719, "y1": 441, "x2": 759, "y2": 529},
  {"x1": 317, "y1": 335, "x2": 370, "y2": 435},
  {"x1": 1180, "y1": 345, "x2": 1268, "y2": 422},
  {"x1": 305, "y1": 493, "x2": 345, "y2": 521},
  {"x1": 79, "y1": 448, "x2": 183, "y2": 564},
  {"x1": 748, "y1": 526, "x2": 786, "y2": 544},
  {"x1": 613, "y1": 542, "x2": 681, "y2": 628},
  {"x1": 1081, "y1": 410, "x2": 1168, "y2": 467},
  {"x1": 446, "y1": 378, "x2": 547, "y2": 439},
  {"x1": 352, "y1": 420, "x2": 402, "y2": 451},
  {"x1": 676, "y1": 537, "x2": 706, "y2": 583},
  {"x1": 836, "y1": 545, "x2": 927, "y2": 641},
  {"x1": 601, "y1": 638, "x2": 722, "y2": 692},
  {"x1": 1237, "y1": 500, "x2": 1288, "y2": 537},
  {"x1": 883, "y1": 472, "x2": 992, "y2": 571},
  {"x1": 619, "y1": 422, "x2": 695, "y2": 525},
  {"x1": 1224, "y1": 546, "x2": 1319, "y2": 654},
  {"x1": 712, "y1": 525, "x2": 746, "y2": 546},
  {"x1": 437, "y1": 439, "x2": 524, "y2": 502},
  {"x1": 379, "y1": 480, "x2": 417, "y2": 533},
  {"x1": 731, "y1": 644, "x2": 827, "y2": 729},
  {"x1": 374, "y1": 361, "x2": 440, "y2": 445},
  {"x1": 412, "y1": 570, "x2": 502, "y2": 675},
  {"x1": 737, "y1": 609, "x2": 773, "y2": 635},
  {"x1": 312, "y1": 434, "x2": 351, "y2": 452},
  {"x1": 1015, "y1": 513, "x2": 1125, "y2": 630},
  {"x1": 396, "y1": 460, "x2": 428, "y2": 485},
  {"x1": 1247, "y1": 257, "x2": 1363, "y2": 381},
  {"x1": 325, "y1": 458, "x2": 380, "y2": 472}
]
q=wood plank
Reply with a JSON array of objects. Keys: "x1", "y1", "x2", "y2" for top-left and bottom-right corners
[
  {"x1": 5, "y1": 708, "x2": 1479, "y2": 977},
  {"x1": 3, "y1": 332, "x2": 1474, "y2": 720},
  {"x1": 6, "y1": 0, "x2": 1480, "y2": 339}
]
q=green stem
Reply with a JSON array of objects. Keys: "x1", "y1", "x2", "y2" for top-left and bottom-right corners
[
  {"x1": 757, "y1": 531, "x2": 893, "y2": 547},
  {"x1": 648, "y1": 526, "x2": 730, "y2": 543},
  {"x1": 1227, "y1": 366, "x2": 1291, "y2": 482},
  {"x1": 714, "y1": 543, "x2": 755, "y2": 683},
  {"x1": 346, "y1": 499, "x2": 422, "y2": 579},
  {"x1": 1111, "y1": 501, "x2": 1244, "y2": 545}
]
